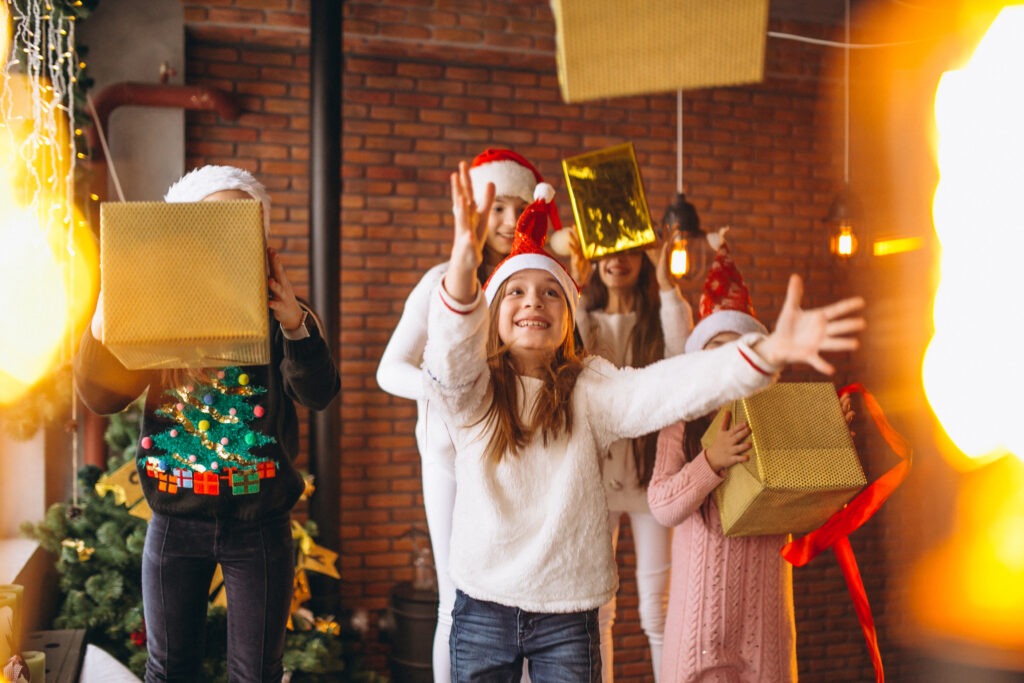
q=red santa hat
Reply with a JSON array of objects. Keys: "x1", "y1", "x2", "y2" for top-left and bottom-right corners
[
  {"x1": 468, "y1": 148, "x2": 543, "y2": 207},
  {"x1": 483, "y1": 183, "x2": 579, "y2": 317},
  {"x1": 164, "y1": 165, "x2": 271, "y2": 235},
  {"x1": 684, "y1": 228, "x2": 768, "y2": 353}
]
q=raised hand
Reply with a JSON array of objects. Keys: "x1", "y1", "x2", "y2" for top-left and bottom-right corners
[
  {"x1": 644, "y1": 238, "x2": 674, "y2": 291},
  {"x1": 564, "y1": 228, "x2": 593, "y2": 289},
  {"x1": 445, "y1": 161, "x2": 495, "y2": 303},
  {"x1": 705, "y1": 410, "x2": 753, "y2": 475},
  {"x1": 754, "y1": 274, "x2": 865, "y2": 375}
]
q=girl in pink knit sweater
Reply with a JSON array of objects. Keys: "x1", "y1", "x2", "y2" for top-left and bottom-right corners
[{"x1": 648, "y1": 235, "x2": 850, "y2": 682}]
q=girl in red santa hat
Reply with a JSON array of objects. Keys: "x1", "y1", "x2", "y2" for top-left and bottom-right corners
[
  {"x1": 376, "y1": 148, "x2": 547, "y2": 680},
  {"x1": 427, "y1": 165, "x2": 864, "y2": 681},
  {"x1": 647, "y1": 231, "x2": 854, "y2": 683}
]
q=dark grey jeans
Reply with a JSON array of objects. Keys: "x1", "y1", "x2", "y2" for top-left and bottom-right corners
[{"x1": 142, "y1": 510, "x2": 293, "y2": 683}]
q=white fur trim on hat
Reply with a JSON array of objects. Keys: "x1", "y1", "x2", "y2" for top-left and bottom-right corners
[
  {"x1": 469, "y1": 160, "x2": 538, "y2": 206},
  {"x1": 164, "y1": 165, "x2": 271, "y2": 235},
  {"x1": 685, "y1": 309, "x2": 768, "y2": 354},
  {"x1": 484, "y1": 253, "x2": 580, "y2": 318}
]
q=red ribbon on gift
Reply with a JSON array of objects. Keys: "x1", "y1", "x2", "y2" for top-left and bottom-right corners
[{"x1": 781, "y1": 382, "x2": 912, "y2": 683}]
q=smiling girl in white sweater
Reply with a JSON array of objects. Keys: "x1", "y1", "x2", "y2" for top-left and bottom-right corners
[{"x1": 424, "y1": 163, "x2": 865, "y2": 682}]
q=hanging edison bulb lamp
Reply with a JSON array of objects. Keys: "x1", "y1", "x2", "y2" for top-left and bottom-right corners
[
  {"x1": 826, "y1": 184, "x2": 860, "y2": 258},
  {"x1": 827, "y1": 0, "x2": 860, "y2": 259},
  {"x1": 665, "y1": 89, "x2": 706, "y2": 279}
]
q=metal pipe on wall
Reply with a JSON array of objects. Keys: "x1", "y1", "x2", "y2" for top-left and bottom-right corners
[{"x1": 308, "y1": 0, "x2": 342, "y2": 615}]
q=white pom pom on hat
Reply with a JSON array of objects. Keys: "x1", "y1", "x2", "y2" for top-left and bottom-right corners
[
  {"x1": 164, "y1": 165, "x2": 271, "y2": 235},
  {"x1": 468, "y1": 148, "x2": 543, "y2": 207}
]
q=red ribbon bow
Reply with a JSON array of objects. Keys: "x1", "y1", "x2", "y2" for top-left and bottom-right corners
[{"x1": 781, "y1": 382, "x2": 912, "y2": 683}]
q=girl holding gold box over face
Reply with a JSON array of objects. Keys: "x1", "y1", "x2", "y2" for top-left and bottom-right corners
[
  {"x1": 647, "y1": 232, "x2": 855, "y2": 683},
  {"x1": 428, "y1": 167, "x2": 863, "y2": 682},
  {"x1": 74, "y1": 166, "x2": 340, "y2": 683},
  {"x1": 570, "y1": 230, "x2": 692, "y2": 682},
  {"x1": 376, "y1": 148, "x2": 548, "y2": 682}
]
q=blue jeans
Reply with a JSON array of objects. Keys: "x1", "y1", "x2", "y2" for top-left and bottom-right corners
[
  {"x1": 142, "y1": 511, "x2": 294, "y2": 683},
  {"x1": 450, "y1": 590, "x2": 601, "y2": 682}
]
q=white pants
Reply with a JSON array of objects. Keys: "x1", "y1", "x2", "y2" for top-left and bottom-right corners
[
  {"x1": 599, "y1": 510, "x2": 670, "y2": 683},
  {"x1": 419, "y1": 405, "x2": 530, "y2": 682}
]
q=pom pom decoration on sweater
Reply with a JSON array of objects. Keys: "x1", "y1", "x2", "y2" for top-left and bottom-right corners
[{"x1": 142, "y1": 367, "x2": 278, "y2": 497}]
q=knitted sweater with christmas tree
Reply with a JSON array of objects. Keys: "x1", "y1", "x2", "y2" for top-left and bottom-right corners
[{"x1": 74, "y1": 315, "x2": 339, "y2": 521}]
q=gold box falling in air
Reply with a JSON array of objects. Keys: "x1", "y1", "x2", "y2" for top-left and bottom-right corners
[
  {"x1": 562, "y1": 142, "x2": 657, "y2": 261},
  {"x1": 100, "y1": 200, "x2": 269, "y2": 370},
  {"x1": 551, "y1": 0, "x2": 769, "y2": 103},
  {"x1": 702, "y1": 383, "x2": 867, "y2": 537}
]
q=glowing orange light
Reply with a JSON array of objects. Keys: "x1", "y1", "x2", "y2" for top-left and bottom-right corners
[
  {"x1": 0, "y1": 73, "x2": 99, "y2": 406},
  {"x1": 669, "y1": 236, "x2": 691, "y2": 277},
  {"x1": 872, "y1": 236, "x2": 922, "y2": 257},
  {"x1": 830, "y1": 222, "x2": 858, "y2": 258},
  {"x1": 923, "y1": 5, "x2": 1024, "y2": 464}
]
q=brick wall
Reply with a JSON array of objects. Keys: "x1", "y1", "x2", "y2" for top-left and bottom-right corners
[{"x1": 179, "y1": 1, "x2": 912, "y2": 680}]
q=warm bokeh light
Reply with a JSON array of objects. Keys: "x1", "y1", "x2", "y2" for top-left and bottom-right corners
[
  {"x1": 872, "y1": 236, "x2": 923, "y2": 257},
  {"x1": 922, "y1": 5, "x2": 1024, "y2": 463},
  {"x1": 909, "y1": 456, "x2": 1024, "y2": 656},
  {"x1": 0, "y1": 70, "x2": 99, "y2": 406}
]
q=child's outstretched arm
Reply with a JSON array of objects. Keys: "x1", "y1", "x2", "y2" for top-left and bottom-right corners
[
  {"x1": 443, "y1": 161, "x2": 495, "y2": 304},
  {"x1": 752, "y1": 274, "x2": 865, "y2": 375}
]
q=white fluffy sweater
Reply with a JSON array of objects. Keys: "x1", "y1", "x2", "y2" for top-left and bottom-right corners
[{"x1": 423, "y1": 284, "x2": 778, "y2": 613}]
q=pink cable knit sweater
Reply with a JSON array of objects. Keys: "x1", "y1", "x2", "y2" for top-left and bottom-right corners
[{"x1": 648, "y1": 421, "x2": 797, "y2": 683}]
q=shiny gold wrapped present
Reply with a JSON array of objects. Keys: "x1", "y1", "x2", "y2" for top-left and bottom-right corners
[
  {"x1": 702, "y1": 383, "x2": 867, "y2": 537},
  {"x1": 99, "y1": 200, "x2": 269, "y2": 370},
  {"x1": 551, "y1": 0, "x2": 768, "y2": 103},
  {"x1": 562, "y1": 142, "x2": 657, "y2": 261}
]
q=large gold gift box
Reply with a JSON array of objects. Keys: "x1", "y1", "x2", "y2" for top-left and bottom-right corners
[
  {"x1": 702, "y1": 383, "x2": 867, "y2": 537},
  {"x1": 100, "y1": 200, "x2": 269, "y2": 370},
  {"x1": 562, "y1": 142, "x2": 657, "y2": 261},
  {"x1": 551, "y1": 0, "x2": 769, "y2": 103}
]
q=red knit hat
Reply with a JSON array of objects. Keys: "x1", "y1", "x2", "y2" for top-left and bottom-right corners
[
  {"x1": 685, "y1": 228, "x2": 768, "y2": 353},
  {"x1": 483, "y1": 183, "x2": 579, "y2": 316},
  {"x1": 468, "y1": 148, "x2": 543, "y2": 206}
]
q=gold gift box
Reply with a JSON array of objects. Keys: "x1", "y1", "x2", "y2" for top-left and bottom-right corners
[
  {"x1": 562, "y1": 142, "x2": 657, "y2": 261},
  {"x1": 551, "y1": 0, "x2": 768, "y2": 103},
  {"x1": 702, "y1": 383, "x2": 866, "y2": 537},
  {"x1": 99, "y1": 200, "x2": 269, "y2": 370}
]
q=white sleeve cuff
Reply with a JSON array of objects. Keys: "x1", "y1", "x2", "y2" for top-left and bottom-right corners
[{"x1": 438, "y1": 279, "x2": 483, "y2": 315}]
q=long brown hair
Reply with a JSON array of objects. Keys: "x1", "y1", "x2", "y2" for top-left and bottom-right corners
[
  {"x1": 477, "y1": 279, "x2": 585, "y2": 465},
  {"x1": 585, "y1": 256, "x2": 664, "y2": 486}
]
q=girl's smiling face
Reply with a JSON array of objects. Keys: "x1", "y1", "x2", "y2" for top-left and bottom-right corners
[
  {"x1": 497, "y1": 269, "x2": 570, "y2": 375},
  {"x1": 597, "y1": 251, "x2": 643, "y2": 290},
  {"x1": 484, "y1": 195, "x2": 529, "y2": 256}
]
